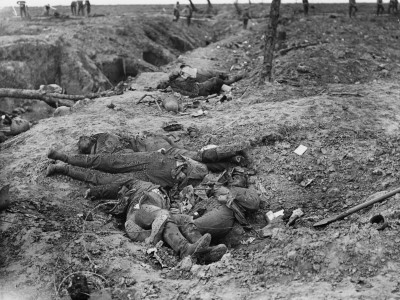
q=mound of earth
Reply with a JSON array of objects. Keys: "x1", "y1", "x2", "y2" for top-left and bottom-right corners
[{"x1": 2, "y1": 3, "x2": 400, "y2": 300}]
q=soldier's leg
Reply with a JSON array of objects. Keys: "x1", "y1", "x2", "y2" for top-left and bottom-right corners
[
  {"x1": 193, "y1": 205, "x2": 235, "y2": 238},
  {"x1": 174, "y1": 214, "x2": 228, "y2": 263},
  {"x1": 85, "y1": 183, "x2": 122, "y2": 200},
  {"x1": 48, "y1": 149, "x2": 150, "y2": 173},
  {"x1": 163, "y1": 221, "x2": 211, "y2": 259},
  {"x1": 201, "y1": 142, "x2": 250, "y2": 163},
  {"x1": 125, "y1": 210, "x2": 151, "y2": 242},
  {"x1": 46, "y1": 164, "x2": 132, "y2": 185}
]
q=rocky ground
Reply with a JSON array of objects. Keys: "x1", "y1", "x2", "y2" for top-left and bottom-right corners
[{"x1": 2, "y1": 2, "x2": 400, "y2": 300}]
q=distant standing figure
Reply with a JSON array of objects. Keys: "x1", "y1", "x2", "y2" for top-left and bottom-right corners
[
  {"x1": 389, "y1": 0, "x2": 398, "y2": 13},
  {"x1": 85, "y1": 0, "x2": 91, "y2": 16},
  {"x1": 44, "y1": 4, "x2": 50, "y2": 16},
  {"x1": 17, "y1": 1, "x2": 27, "y2": 18},
  {"x1": 349, "y1": 0, "x2": 358, "y2": 17},
  {"x1": 71, "y1": 1, "x2": 77, "y2": 15},
  {"x1": 242, "y1": 7, "x2": 251, "y2": 29},
  {"x1": 183, "y1": 5, "x2": 193, "y2": 26},
  {"x1": 377, "y1": 0, "x2": 384, "y2": 15},
  {"x1": 173, "y1": 2, "x2": 180, "y2": 22},
  {"x1": 303, "y1": 0, "x2": 309, "y2": 16},
  {"x1": 77, "y1": 0, "x2": 84, "y2": 16}
]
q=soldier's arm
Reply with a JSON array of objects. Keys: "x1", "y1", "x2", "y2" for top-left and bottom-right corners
[{"x1": 85, "y1": 183, "x2": 123, "y2": 200}]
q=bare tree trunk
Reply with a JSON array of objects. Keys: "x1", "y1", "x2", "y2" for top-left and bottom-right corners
[
  {"x1": 206, "y1": 0, "x2": 213, "y2": 14},
  {"x1": 0, "y1": 88, "x2": 102, "y2": 108},
  {"x1": 189, "y1": 0, "x2": 197, "y2": 12},
  {"x1": 259, "y1": 0, "x2": 281, "y2": 84},
  {"x1": 234, "y1": 0, "x2": 242, "y2": 15}
]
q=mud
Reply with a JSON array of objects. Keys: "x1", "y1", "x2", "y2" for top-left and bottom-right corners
[{"x1": 2, "y1": 3, "x2": 400, "y2": 300}]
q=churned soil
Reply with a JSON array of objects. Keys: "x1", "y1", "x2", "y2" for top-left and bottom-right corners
[{"x1": 2, "y1": 3, "x2": 400, "y2": 299}]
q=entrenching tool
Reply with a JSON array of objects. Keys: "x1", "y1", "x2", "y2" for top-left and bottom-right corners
[{"x1": 313, "y1": 186, "x2": 400, "y2": 227}]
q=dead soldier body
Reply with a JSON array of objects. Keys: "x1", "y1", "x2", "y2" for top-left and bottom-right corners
[
  {"x1": 76, "y1": 132, "x2": 178, "y2": 154},
  {"x1": 46, "y1": 141, "x2": 249, "y2": 188},
  {"x1": 86, "y1": 179, "x2": 260, "y2": 263},
  {"x1": 157, "y1": 65, "x2": 245, "y2": 97},
  {"x1": 74, "y1": 133, "x2": 249, "y2": 173},
  {"x1": 85, "y1": 179, "x2": 228, "y2": 263}
]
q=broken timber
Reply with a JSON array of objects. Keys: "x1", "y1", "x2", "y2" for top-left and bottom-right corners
[
  {"x1": 0, "y1": 88, "x2": 109, "y2": 108},
  {"x1": 279, "y1": 41, "x2": 326, "y2": 56}
]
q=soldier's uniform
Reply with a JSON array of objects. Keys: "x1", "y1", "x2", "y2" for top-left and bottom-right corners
[
  {"x1": 377, "y1": 0, "x2": 384, "y2": 15},
  {"x1": 349, "y1": 0, "x2": 358, "y2": 17},
  {"x1": 71, "y1": 1, "x2": 77, "y2": 15},
  {"x1": 173, "y1": 2, "x2": 180, "y2": 22},
  {"x1": 242, "y1": 8, "x2": 251, "y2": 29},
  {"x1": 77, "y1": 0, "x2": 84, "y2": 16},
  {"x1": 17, "y1": 1, "x2": 27, "y2": 18},
  {"x1": 85, "y1": 0, "x2": 91, "y2": 15},
  {"x1": 303, "y1": 0, "x2": 309, "y2": 16}
]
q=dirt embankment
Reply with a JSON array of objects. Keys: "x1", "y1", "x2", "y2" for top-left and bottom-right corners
[
  {"x1": 0, "y1": 8, "x2": 217, "y2": 95},
  {"x1": 2, "y1": 3, "x2": 400, "y2": 300}
]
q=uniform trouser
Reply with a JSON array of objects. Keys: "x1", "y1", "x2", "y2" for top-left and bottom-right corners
[
  {"x1": 62, "y1": 165, "x2": 141, "y2": 186},
  {"x1": 20, "y1": 7, "x2": 26, "y2": 18},
  {"x1": 86, "y1": 5, "x2": 90, "y2": 15},
  {"x1": 64, "y1": 153, "x2": 151, "y2": 174},
  {"x1": 164, "y1": 147, "x2": 237, "y2": 173},
  {"x1": 349, "y1": 5, "x2": 357, "y2": 17},
  {"x1": 304, "y1": 4, "x2": 309, "y2": 15},
  {"x1": 125, "y1": 205, "x2": 169, "y2": 242},
  {"x1": 243, "y1": 19, "x2": 248, "y2": 29},
  {"x1": 377, "y1": 5, "x2": 384, "y2": 15},
  {"x1": 198, "y1": 78, "x2": 230, "y2": 97},
  {"x1": 71, "y1": 5, "x2": 76, "y2": 15},
  {"x1": 78, "y1": 4, "x2": 84, "y2": 15},
  {"x1": 173, "y1": 205, "x2": 235, "y2": 239}
]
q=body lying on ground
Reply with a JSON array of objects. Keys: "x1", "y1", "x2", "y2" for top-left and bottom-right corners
[
  {"x1": 157, "y1": 64, "x2": 245, "y2": 97},
  {"x1": 46, "y1": 141, "x2": 250, "y2": 188},
  {"x1": 85, "y1": 178, "x2": 260, "y2": 263},
  {"x1": 77, "y1": 132, "x2": 178, "y2": 154}
]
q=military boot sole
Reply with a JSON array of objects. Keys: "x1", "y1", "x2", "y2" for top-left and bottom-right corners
[{"x1": 202, "y1": 244, "x2": 228, "y2": 263}]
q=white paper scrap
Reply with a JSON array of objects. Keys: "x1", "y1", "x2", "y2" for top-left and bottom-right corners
[{"x1": 294, "y1": 145, "x2": 308, "y2": 156}]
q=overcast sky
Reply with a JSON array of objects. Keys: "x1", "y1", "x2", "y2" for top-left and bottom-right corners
[{"x1": 0, "y1": 0, "x2": 380, "y2": 8}]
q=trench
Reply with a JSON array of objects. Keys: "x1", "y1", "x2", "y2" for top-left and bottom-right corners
[{"x1": 0, "y1": 15, "x2": 229, "y2": 127}]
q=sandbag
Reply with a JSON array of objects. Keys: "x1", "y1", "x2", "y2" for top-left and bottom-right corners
[
  {"x1": 10, "y1": 117, "x2": 30, "y2": 135},
  {"x1": 39, "y1": 84, "x2": 63, "y2": 94},
  {"x1": 54, "y1": 106, "x2": 72, "y2": 117}
]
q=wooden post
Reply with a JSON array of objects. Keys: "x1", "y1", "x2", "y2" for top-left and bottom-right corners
[
  {"x1": 189, "y1": 0, "x2": 197, "y2": 12},
  {"x1": 206, "y1": 0, "x2": 213, "y2": 14},
  {"x1": 259, "y1": 0, "x2": 281, "y2": 84},
  {"x1": 234, "y1": 0, "x2": 242, "y2": 15},
  {"x1": 0, "y1": 88, "x2": 105, "y2": 108}
]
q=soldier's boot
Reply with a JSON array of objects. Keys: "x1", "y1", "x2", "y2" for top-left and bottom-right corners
[
  {"x1": 163, "y1": 222, "x2": 211, "y2": 259},
  {"x1": 48, "y1": 148, "x2": 97, "y2": 168},
  {"x1": 47, "y1": 148, "x2": 68, "y2": 162},
  {"x1": 223, "y1": 74, "x2": 245, "y2": 85},
  {"x1": 202, "y1": 142, "x2": 250, "y2": 163},
  {"x1": 46, "y1": 164, "x2": 68, "y2": 176},
  {"x1": 201, "y1": 244, "x2": 228, "y2": 263},
  {"x1": 180, "y1": 223, "x2": 228, "y2": 263},
  {"x1": 46, "y1": 164, "x2": 93, "y2": 183}
]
